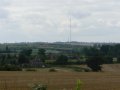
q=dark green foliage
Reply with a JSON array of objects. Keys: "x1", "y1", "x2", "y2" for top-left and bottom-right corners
[
  {"x1": 86, "y1": 56, "x2": 103, "y2": 71},
  {"x1": 38, "y1": 49, "x2": 46, "y2": 63},
  {"x1": 103, "y1": 56, "x2": 113, "y2": 64},
  {"x1": 32, "y1": 83, "x2": 47, "y2": 90},
  {"x1": 84, "y1": 47, "x2": 101, "y2": 57},
  {"x1": 0, "y1": 54, "x2": 17, "y2": 65},
  {"x1": 5, "y1": 46, "x2": 10, "y2": 53},
  {"x1": 84, "y1": 68, "x2": 91, "y2": 72},
  {"x1": 49, "y1": 68, "x2": 57, "y2": 72},
  {"x1": 38, "y1": 49, "x2": 45, "y2": 55},
  {"x1": 18, "y1": 49, "x2": 32, "y2": 65},
  {"x1": 25, "y1": 68, "x2": 37, "y2": 71},
  {"x1": 20, "y1": 49, "x2": 32, "y2": 56},
  {"x1": 74, "y1": 68, "x2": 83, "y2": 72},
  {"x1": 1, "y1": 42, "x2": 120, "y2": 68},
  {"x1": 0, "y1": 65, "x2": 22, "y2": 71},
  {"x1": 55, "y1": 55, "x2": 68, "y2": 65},
  {"x1": 18, "y1": 54, "x2": 29, "y2": 64},
  {"x1": 117, "y1": 57, "x2": 120, "y2": 63}
]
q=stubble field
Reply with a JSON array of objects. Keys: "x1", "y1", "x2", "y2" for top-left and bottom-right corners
[{"x1": 0, "y1": 70, "x2": 120, "y2": 90}]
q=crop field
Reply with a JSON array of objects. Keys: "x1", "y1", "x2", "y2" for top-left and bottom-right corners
[{"x1": 0, "y1": 70, "x2": 120, "y2": 90}]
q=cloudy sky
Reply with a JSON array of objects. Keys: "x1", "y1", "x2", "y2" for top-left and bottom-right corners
[{"x1": 0, "y1": 0, "x2": 120, "y2": 43}]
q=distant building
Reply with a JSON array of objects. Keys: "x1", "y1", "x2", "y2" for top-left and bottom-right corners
[{"x1": 113, "y1": 57, "x2": 118, "y2": 63}]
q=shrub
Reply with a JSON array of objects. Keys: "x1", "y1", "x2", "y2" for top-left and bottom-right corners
[
  {"x1": 32, "y1": 83, "x2": 47, "y2": 90},
  {"x1": 55, "y1": 55, "x2": 68, "y2": 65},
  {"x1": 25, "y1": 68, "x2": 37, "y2": 71},
  {"x1": 84, "y1": 68, "x2": 91, "y2": 72},
  {"x1": 86, "y1": 56, "x2": 103, "y2": 71},
  {"x1": 0, "y1": 65, "x2": 22, "y2": 71},
  {"x1": 72, "y1": 67, "x2": 84, "y2": 72},
  {"x1": 74, "y1": 68, "x2": 83, "y2": 72},
  {"x1": 49, "y1": 68, "x2": 57, "y2": 72}
]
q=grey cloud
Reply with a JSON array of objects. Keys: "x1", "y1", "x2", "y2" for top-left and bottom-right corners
[
  {"x1": 69, "y1": 11, "x2": 91, "y2": 19},
  {"x1": 0, "y1": 0, "x2": 10, "y2": 6},
  {"x1": 0, "y1": 0, "x2": 120, "y2": 42},
  {"x1": 0, "y1": 8, "x2": 9, "y2": 19}
]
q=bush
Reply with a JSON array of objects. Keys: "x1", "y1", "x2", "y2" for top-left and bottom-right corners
[
  {"x1": 0, "y1": 65, "x2": 22, "y2": 71},
  {"x1": 74, "y1": 68, "x2": 83, "y2": 72},
  {"x1": 25, "y1": 68, "x2": 37, "y2": 71},
  {"x1": 84, "y1": 68, "x2": 91, "y2": 72},
  {"x1": 55, "y1": 55, "x2": 68, "y2": 65},
  {"x1": 49, "y1": 68, "x2": 57, "y2": 72},
  {"x1": 32, "y1": 83, "x2": 47, "y2": 90},
  {"x1": 86, "y1": 56, "x2": 103, "y2": 71}
]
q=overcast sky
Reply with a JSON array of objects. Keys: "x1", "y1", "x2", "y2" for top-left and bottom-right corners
[{"x1": 0, "y1": 0, "x2": 120, "y2": 43}]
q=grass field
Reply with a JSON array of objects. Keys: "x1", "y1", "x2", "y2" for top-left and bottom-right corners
[{"x1": 0, "y1": 69, "x2": 120, "y2": 90}]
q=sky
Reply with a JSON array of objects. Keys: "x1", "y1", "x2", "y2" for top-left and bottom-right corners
[{"x1": 0, "y1": 0, "x2": 120, "y2": 43}]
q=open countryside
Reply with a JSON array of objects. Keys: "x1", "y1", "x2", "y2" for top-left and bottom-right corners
[
  {"x1": 0, "y1": 42, "x2": 120, "y2": 90},
  {"x1": 0, "y1": 65, "x2": 120, "y2": 90},
  {"x1": 0, "y1": 0, "x2": 120, "y2": 90}
]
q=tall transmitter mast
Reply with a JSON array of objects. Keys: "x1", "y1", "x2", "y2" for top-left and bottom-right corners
[{"x1": 69, "y1": 15, "x2": 72, "y2": 44}]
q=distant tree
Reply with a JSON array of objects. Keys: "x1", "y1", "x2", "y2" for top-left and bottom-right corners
[
  {"x1": 21, "y1": 49, "x2": 32, "y2": 56},
  {"x1": 117, "y1": 57, "x2": 120, "y2": 63},
  {"x1": 0, "y1": 55, "x2": 6, "y2": 65},
  {"x1": 86, "y1": 56, "x2": 103, "y2": 72},
  {"x1": 100, "y1": 45, "x2": 110, "y2": 55},
  {"x1": 103, "y1": 56, "x2": 113, "y2": 64},
  {"x1": 18, "y1": 49, "x2": 32, "y2": 65},
  {"x1": 55, "y1": 55, "x2": 68, "y2": 65},
  {"x1": 84, "y1": 47, "x2": 101, "y2": 57},
  {"x1": 18, "y1": 54, "x2": 29, "y2": 64},
  {"x1": 38, "y1": 48, "x2": 46, "y2": 63},
  {"x1": 5, "y1": 46, "x2": 10, "y2": 53}
]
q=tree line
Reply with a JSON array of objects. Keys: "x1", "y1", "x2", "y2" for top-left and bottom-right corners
[{"x1": 0, "y1": 44, "x2": 120, "y2": 71}]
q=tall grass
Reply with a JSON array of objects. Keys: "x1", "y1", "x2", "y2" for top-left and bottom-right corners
[{"x1": 75, "y1": 80, "x2": 82, "y2": 90}]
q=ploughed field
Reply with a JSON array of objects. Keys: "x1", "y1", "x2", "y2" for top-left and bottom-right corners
[{"x1": 0, "y1": 71, "x2": 120, "y2": 90}]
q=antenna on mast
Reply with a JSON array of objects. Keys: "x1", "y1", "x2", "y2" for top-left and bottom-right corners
[{"x1": 69, "y1": 15, "x2": 72, "y2": 44}]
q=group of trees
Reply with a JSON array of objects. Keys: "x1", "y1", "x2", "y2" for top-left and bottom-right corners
[
  {"x1": 0, "y1": 44, "x2": 120, "y2": 71},
  {"x1": 83, "y1": 44, "x2": 120, "y2": 71},
  {"x1": 0, "y1": 47, "x2": 47, "y2": 68}
]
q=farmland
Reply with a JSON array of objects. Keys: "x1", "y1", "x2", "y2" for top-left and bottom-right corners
[
  {"x1": 0, "y1": 68, "x2": 120, "y2": 90},
  {"x1": 0, "y1": 42, "x2": 120, "y2": 90}
]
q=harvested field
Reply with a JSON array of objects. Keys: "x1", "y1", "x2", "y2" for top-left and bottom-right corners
[
  {"x1": 0, "y1": 71, "x2": 120, "y2": 90},
  {"x1": 102, "y1": 64, "x2": 120, "y2": 72}
]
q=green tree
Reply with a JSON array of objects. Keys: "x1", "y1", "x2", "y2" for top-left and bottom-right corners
[
  {"x1": 86, "y1": 56, "x2": 103, "y2": 71},
  {"x1": 18, "y1": 49, "x2": 32, "y2": 65},
  {"x1": 103, "y1": 56, "x2": 113, "y2": 64},
  {"x1": 18, "y1": 54, "x2": 29, "y2": 64},
  {"x1": 21, "y1": 49, "x2": 32, "y2": 56},
  {"x1": 5, "y1": 46, "x2": 10, "y2": 53},
  {"x1": 55, "y1": 55, "x2": 68, "y2": 65},
  {"x1": 38, "y1": 48, "x2": 46, "y2": 63}
]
